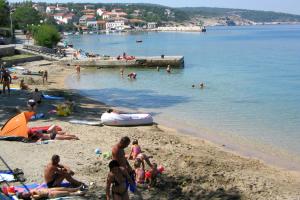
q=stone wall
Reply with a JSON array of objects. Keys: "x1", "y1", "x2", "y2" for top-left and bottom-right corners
[
  {"x1": 2, "y1": 55, "x2": 43, "y2": 66},
  {"x1": 0, "y1": 45, "x2": 15, "y2": 57}
]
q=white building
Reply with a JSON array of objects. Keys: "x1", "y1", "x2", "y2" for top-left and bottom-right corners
[
  {"x1": 96, "y1": 8, "x2": 105, "y2": 16},
  {"x1": 106, "y1": 20, "x2": 125, "y2": 31},
  {"x1": 87, "y1": 21, "x2": 98, "y2": 30},
  {"x1": 147, "y1": 22, "x2": 157, "y2": 29},
  {"x1": 53, "y1": 13, "x2": 64, "y2": 22},
  {"x1": 46, "y1": 6, "x2": 56, "y2": 14},
  {"x1": 53, "y1": 13, "x2": 75, "y2": 24}
]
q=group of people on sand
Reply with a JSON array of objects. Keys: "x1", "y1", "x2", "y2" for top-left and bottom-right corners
[
  {"x1": 17, "y1": 154, "x2": 87, "y2": 199},
  {"x1": 16, "y1": 136, "x2": 161, "y2": 199},
  {"x1": 108, "y1": 136, "x2": 163, "y2": 200}
]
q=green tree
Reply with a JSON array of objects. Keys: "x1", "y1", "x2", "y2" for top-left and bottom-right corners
[
  {"x1": 0, "y1": 0, "x2": 9, "y2": 27},
  {"x1": 33, "y1": 24, "x2": 60, "y2": 48},
  {"x1": 12, "y1": 3, "x2": 41, "y2": 30}
]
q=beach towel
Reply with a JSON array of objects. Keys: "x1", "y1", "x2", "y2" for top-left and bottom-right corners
[
  {"x1": 0, "y1": 192, "x2": 11, "y2": 200},
  {"x1": 30, "y1": 113, "x2": 45, "y2": 120},
  {"x1": 69, "y1": 120, "x2": 102, "y2": 126},
  {"x1": 42, "y1": 94, "x2": 64, "y2": 100},
  {"x1": 0, "y1": 173, "x2": 15, "y2": 182},
  {"x1": 15, "y1": 182, "x2": 71, "y2": 193}
]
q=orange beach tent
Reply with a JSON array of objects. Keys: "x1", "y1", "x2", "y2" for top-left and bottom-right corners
[{"x1": 0, "y1": 112, "x2": 35, "y2": 139}]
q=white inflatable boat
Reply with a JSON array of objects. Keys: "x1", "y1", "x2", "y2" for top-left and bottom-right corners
[{"x1": 101, "y1": 113, "x2": 153, "y2": 126}]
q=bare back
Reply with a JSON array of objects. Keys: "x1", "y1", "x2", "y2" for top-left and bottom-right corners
[
  {"x1": 44, "y1": 163, "x2": 58, "y2": 183},
  {"x1": 112, "y1": 144, "x2": 127, "y2": 168}
]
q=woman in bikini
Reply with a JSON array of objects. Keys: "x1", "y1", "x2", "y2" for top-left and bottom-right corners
[
  {"x1": 28, "y1": 125, "x2": 79, "y2": 142},
  {"x1": 106, "y1": 160, "x2": 134, "y2": 200}
]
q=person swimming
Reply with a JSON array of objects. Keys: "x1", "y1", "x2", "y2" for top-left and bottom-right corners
[
  {"x1": 200, "y1": 82, "x2": 205, "y2": 89},
  {"x1": 128, "y1": 72, "x2": 137, "y2": 79}
]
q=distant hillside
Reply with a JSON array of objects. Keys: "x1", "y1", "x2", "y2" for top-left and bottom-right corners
[{"x1": 178, "y1": 7, "x2": 300, "y2": 23}]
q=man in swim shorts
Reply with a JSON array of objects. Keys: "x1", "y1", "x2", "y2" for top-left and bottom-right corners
[
  {"x1": 44, "y1": 155, "x2": 84, "y2": 188},
  {"x1": 112, "y1": 136, "x2": 133, "y2": 175}
]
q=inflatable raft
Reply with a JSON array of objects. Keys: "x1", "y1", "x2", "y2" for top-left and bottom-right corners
[{"x1": 101, "y1": 113, "x2": 153, "y2": 126}]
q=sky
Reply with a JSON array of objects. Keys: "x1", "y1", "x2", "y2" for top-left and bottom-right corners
[{"x1": 9, "y1": 0, "x2": 300, "y2": 15}]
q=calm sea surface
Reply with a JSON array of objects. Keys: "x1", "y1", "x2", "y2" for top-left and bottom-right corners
[{"x1": 66, "y1": 25, "x2": 300, "y2": 169}]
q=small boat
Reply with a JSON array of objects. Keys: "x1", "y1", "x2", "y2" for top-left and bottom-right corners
[
  {"x1": 136, "y1": 40, "x2": 143, "y2": 43},
  {"x1": 101, "y1": 113, "x2": 153, "y2": 126}
]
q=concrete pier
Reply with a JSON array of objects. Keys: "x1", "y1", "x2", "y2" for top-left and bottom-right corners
[{"x1": 60, "y1": 56, "x2": 184, "y2": 68}]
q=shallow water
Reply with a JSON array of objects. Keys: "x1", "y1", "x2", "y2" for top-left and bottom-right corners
[{"x1": 66, "y1": 25, "x2": 300, "y2": 170}]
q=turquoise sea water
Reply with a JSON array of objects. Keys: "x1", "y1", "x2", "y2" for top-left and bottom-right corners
[{"x1": 66, "y1": 25, "x2": 300, "y2": 169}]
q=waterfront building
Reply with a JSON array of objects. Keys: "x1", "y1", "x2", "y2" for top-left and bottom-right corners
[
  {"x1": 97, "y1": 20, "x2": 106, "y2": 30},
  {"x1": 106, "y1": 20, "x2": 125, "y2": 31},
  {"x1": 147, "y1": 22, "x2": 157, "y2": 29}
]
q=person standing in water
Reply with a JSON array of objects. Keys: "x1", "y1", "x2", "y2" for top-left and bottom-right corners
[
  {"x1": 120, "y1": 67, "x2": 124, "y2": 76},
  {"x1": 157, "y1": 66, "x2": 160, "y2": 72},
  {"x1": 166, "y1": 65, "x2": 171, "y2": 73},
  {"x1": 76, "y1": 65, "x2": 80, "y2": 74}
]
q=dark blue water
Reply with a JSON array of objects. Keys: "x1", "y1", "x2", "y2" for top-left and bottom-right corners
[{"x1": 66, "y1": 25, "x2": 300, "y2": 169}]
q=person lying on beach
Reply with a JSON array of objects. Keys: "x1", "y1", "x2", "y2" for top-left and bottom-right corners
[
  {"x1": 29, "y1": 125, "x2": 79, "y2": 141},
  {"x1": 106, "y1": 160, "x2": 134, "y2": 200},
  {"x1": 127, "y1": 139, "x2": 153, "y2": 168},
  {"x1": 17, "y1": 187, "x2": 86, "y2": 199},
  {"x1": 145, "y1": 163, "x2": 159, "y2": 188},
  {"x1": 112, "y1": 136, "x2": 134, "y2": 175},
  {"x1": 44, "y1": 155, "x2": 85, "y2": 189},
  {"x1": 107, "y1": 109, "x2": 120, "y2": 114},
  {"x1": 134, "y1": 159, "x2": 145, "y2": 185},
  {"x1": 20, "y1": 80, "x2": 29, "y2": 90}
]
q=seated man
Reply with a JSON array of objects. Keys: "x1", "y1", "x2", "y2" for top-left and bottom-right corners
[
  {"x1": 20, "y1": 80, "x2": 29, "y2": 90},
  {"x1": 44, "y1": 155, "x2": 85, "y2": 188}
]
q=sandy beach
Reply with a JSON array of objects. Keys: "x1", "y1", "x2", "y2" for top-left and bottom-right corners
[{"x1": 1, "y1": 60, "x2": 300, "y2": 200}]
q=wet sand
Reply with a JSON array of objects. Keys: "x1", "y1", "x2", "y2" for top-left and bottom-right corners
[{"x1": 1, "y1": 60, "x2": 300, "y2": 199}]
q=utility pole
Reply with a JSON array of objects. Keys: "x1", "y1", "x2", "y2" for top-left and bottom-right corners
[{"x1": 9, "y1": 5, "x2": 15, "y2": 38}]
